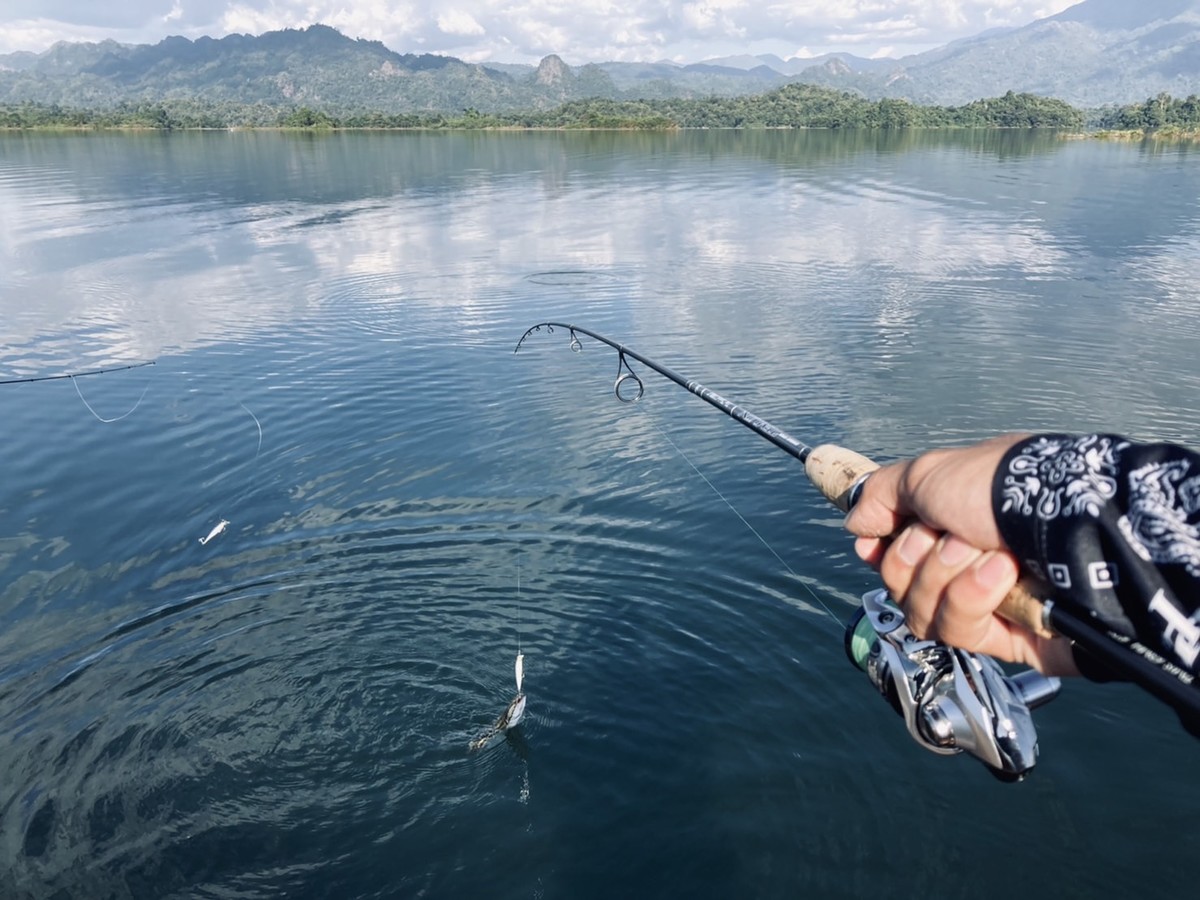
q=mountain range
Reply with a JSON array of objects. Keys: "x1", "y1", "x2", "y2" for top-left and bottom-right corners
[{"x1": 2, "y1": 0, "x2": 1199, "y2": 113}]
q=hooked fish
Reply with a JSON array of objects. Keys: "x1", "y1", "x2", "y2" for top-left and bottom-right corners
[
  {"x1": 470, "y1": 567, "x2": 528, "y2": 752},
  {"x1": 469, "y1": 692, "x2": 526, "y2": 752},
  {"x1": 199, "y1": 519, "x2": 230, "y2": 545}
]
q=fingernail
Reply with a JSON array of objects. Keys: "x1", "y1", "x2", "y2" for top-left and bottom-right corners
[
  {"x1": 896, "y1": 526, "x2": 936, "y2": 566},
  {"x1": 974, "y1": 552, "x2": 1017, "y2": 590},
  {"x1": 853, "y1": 536, "x2": 875, "y2": 562},
  {"x1": 937, "y1": 534, "x2": 975, "y2": 567}
]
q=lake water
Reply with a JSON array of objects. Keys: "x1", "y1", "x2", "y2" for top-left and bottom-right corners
[{"x1": 1, "y1": 129, "x2": 1198, "y2": 899}]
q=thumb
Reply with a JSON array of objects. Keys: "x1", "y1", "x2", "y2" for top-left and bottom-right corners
[{"x1": 843, "y1": 462, "x2": 911, "y2": 538}]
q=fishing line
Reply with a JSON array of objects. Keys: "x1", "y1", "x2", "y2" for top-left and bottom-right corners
[
  {"x1": 1, "y1": 361, "x2": 157, "y2": 423},
  {"x1": 643, "y1": 412, "x2": 848, "y2": 631},
  {"x1": 198, "y1": 400, "x2": 265, "y2": 546},
  {"x1": 520, "y1": 323, "x2": 1200, "y2": 777},
  {"x1": 240, "y1": 402, "x2": 264, "y2": 466},
  {"x1": 8, "y1": 357, "x2": 266, "y2": 548},
  {"x1": 514, "y1": 551, "x2": 525, "y2": 694},
  {"x1": 469, "y1": 555, "x2": 529, "y2": 752},
  {"x1": 71, "y1": 374, "x2": 150, "y2": 424}
]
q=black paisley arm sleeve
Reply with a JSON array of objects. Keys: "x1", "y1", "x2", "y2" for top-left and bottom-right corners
[{"x1": 993, "y1": 434, "x2": 1200, "y2": 693}]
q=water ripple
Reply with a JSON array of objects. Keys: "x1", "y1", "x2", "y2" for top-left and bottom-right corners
[{"x1": 4, "y1": 131, "x2": 1200, "y2": 900}]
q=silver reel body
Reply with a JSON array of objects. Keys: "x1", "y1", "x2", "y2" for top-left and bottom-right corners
[{"x1": 848, "y1": 589, "x2": 1061, "y2": 781}]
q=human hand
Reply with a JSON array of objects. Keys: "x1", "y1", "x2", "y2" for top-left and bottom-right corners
[{"x1": 843, "y1": 434, "x2": 1078, "y2": 676}]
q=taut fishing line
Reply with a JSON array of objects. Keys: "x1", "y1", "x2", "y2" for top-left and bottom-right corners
[
  {"x1": 470, "y1": 554, "x2": 529, "y2": 752},
  {"x1": 516, "y1": 322, "x2": 1084, "y2": 780},
  {"x1": 516, "y1": 552, "x2": 524, "y2": 674},
  {"x1": 642, "y1": 412, "x2": 847, "y2": 632}
]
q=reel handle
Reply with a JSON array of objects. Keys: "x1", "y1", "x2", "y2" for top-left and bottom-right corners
[{"x1": 805, "y1": 444, "x2": 1053, "y2": 640}]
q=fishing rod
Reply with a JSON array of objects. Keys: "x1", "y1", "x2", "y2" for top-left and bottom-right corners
[
  {"x1": 0, "y1": 360, "x2": 156, "y2": 386},
  {"x1": 513, "y1": 322, "x2": 1044, "y2": 616},
  {"x1": 515, "y1": 322, "x2": 1200, "y2": 777}
]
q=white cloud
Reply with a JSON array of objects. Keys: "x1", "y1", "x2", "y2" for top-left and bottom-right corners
[
  {"x1": 218, "y1": 3, "x2": 292, "y2": 36},
  {"x1": 218, "y1": 1, "x2": 424, "y2": 44},
  {"x1": 0, "y1": 20, "x2": 107, "y2": 54},
  {"x1": 437, "y1": 10, "x2": 485, "y2": 36},
  {"x1": 678, "y1": 0, "x2": 749, "y2": 37}
]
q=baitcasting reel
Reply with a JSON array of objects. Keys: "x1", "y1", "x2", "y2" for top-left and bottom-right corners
[{"x1": 845, "y1": 589, "x2": 1061, "y2": 781}]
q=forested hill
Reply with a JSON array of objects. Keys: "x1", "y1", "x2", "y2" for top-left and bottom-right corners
[{"x1": 0, "y1": 25, "x2": 639, "y2": 114}]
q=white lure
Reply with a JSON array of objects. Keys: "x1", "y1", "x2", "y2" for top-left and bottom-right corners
[
  {"x1": 199, "y1": 519, "x2": 230, "y2": 545},
  {"x1": 515, "y1": 652, "x2": 525, "y2": 692}
]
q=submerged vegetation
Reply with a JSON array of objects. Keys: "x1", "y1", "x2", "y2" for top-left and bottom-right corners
[{"x1": 1, "y1": 85, "x2": 1198, "y2": 136}]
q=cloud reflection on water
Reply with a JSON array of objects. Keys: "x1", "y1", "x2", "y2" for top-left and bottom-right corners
[{"x1": 0, "y1": 130, "x2": 1196, "y2": 401}]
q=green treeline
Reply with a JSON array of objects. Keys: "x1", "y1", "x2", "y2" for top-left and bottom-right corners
[
  {"x1": 0, "y1": 99, "x2": 285, "y2": 129},
  {"x1": 0, "y1": 86, "x2": 1083, "y2": 130},
  {"x1": 1094, "y1": 92, "x2": 1200, "y2": 130},
  {"x1": 545, "y1": 88, "x2": 1083, "y2": 128},
  {"x1": 2, "y1": 84, "x2": 1197, "y2": 132}
]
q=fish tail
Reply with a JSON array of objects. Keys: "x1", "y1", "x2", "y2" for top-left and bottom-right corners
[{"x1": 468, "y1": 726, "x2": 499, "y2": 752}]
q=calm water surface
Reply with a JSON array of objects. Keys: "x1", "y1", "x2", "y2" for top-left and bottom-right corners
[{"x1": 1, "y1": 130, "x2": 1198, "y2": 899}]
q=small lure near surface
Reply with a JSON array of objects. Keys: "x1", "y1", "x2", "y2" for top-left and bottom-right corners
[
  {"x1": 515, "y1": 652, "x2": 525, "y2": 692},
  {"x1": 199, "y1": 519, "x2": 230, "y2": 545}
]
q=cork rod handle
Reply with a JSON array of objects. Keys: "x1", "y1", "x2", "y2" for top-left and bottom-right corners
[{"x1": 804, "y1": 443, "x2": 1053, "y2": 640}]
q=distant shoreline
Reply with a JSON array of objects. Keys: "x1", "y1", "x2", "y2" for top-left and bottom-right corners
[
  {"x1": 0, "y1": 87, "x2": 1090, "y2": 131},
  {"x1": 3, "y1": 87, "x2": 1198, "y2": 136},
  {"x1": 5, "y1": 125, "x2": 1200, "y2": 141}
]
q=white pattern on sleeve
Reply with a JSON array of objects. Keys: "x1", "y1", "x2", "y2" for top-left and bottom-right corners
[
  {"x1": 1000, "y1": 434, "x2": 1128, "y2": 520},
  {"x1": 1117, "y1": 460, "x2": 1200, "y2": 577}
]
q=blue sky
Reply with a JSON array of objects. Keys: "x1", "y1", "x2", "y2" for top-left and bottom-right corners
[{"x1": 0, "y1": 1, "x2": 1082, "y2": 62}]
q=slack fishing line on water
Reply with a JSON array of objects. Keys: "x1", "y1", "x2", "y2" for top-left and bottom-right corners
[
  {"x1": 197, "y1": 400, "x2": 264, "y2": 545},
  {"x1": 0, "y1": 361, "x2": 157, "y2": 422},
  {"x1": 515, "y1": 321, "x2": 1200, "y2": 782},
  {"x1": 2, "y1": 359, "x2": 265, "y2": 548},
  {"x1": 7, "y1": 358, "x2": 528, "y2": 737}
]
